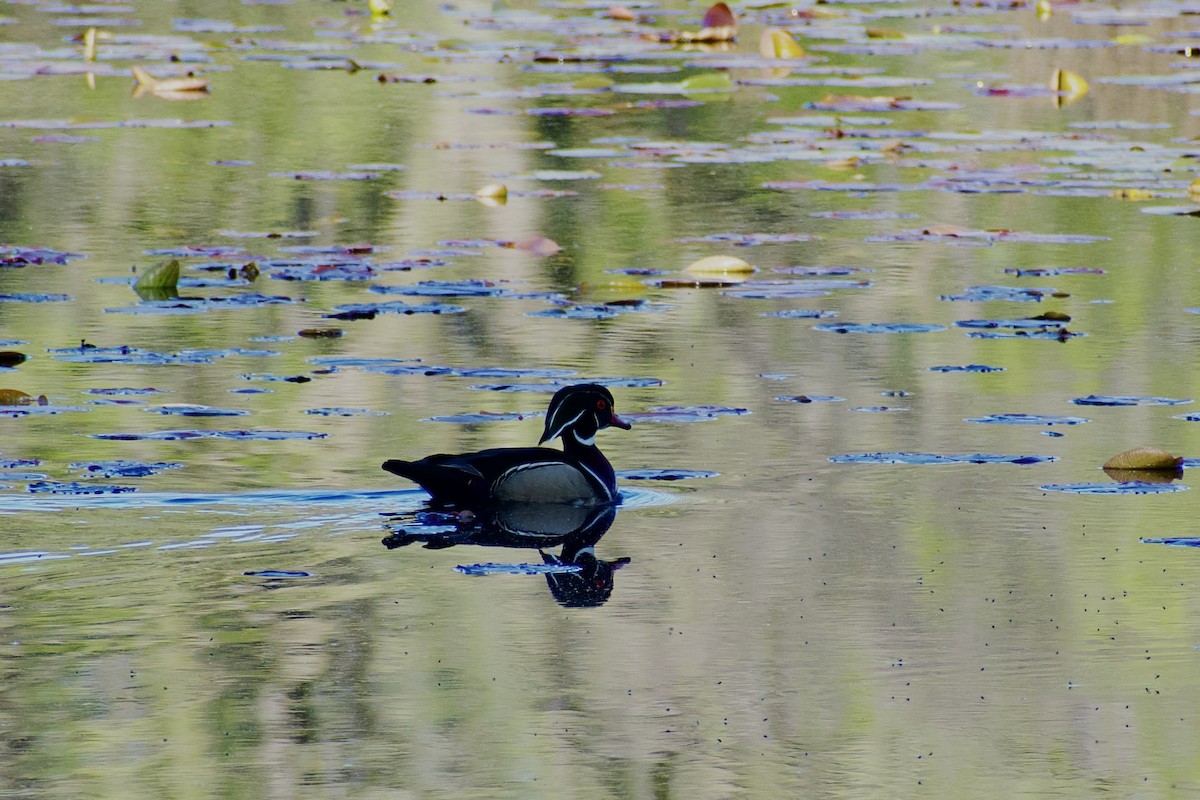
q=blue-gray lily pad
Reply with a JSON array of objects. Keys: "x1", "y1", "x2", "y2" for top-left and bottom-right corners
[{"x1": 1041, "y1": 482, "x2": 1188, "y2": 495}]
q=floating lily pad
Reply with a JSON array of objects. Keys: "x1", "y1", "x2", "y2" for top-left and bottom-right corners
[
  {"x1": 28, "y1": 481, "x2": 138, "y2": 495},
  {"x1": 90, "y1": 429, "x2": 329, "y2": 441},
  {"x1": 1041, "y1": 482, "x2": 1188, "y2": 494},
  {"x1": 941, "y1": 286, "x2": 1054, "y2": 302},
  {"x1": 146, "y1": 404, "x2": 250, "y2": 417},
  {"x1": 928, "y1": 364, "x2": 1006, "y2": 373},
  {"x1": 84, "y1": 387, "x2": 165, "y2": 396},
  {"x1": 955, "y1": 318, "x2": 1068, "y2": 330},
  {"x1": 1004, "y1": 267, "x2": 1103, "y2": 277},
  {"x1": 0, "y1": 246, "x2": 85, "y2": 266},
  {"x1": 625, "y1": 405, "x2": 748, "y2": 423},
  {"x1": 305, "y1": 408, "x2": 389, "y2": 417},
  {"x1": 0, "y1": 292, "x2": 71, "y2": 303},
  {"x1": 967, "y1": 329, "x2": 1083, "y2": 341},
  {"x1": 1072, "y1": 395, "x2": 1191, "y2": 407},
  {"x1": 326, "y1": 301, "x2": 467, "y2": 316},
  {"x1": 424, "y1": 411, "x2": 541, "y2": 423},
  {"x1": 830, "y1": 452, "x2": 1057, "y2": 465},
  {"x1": 814, "y1": 322, "x2": 946, "y2": 334},
  {"x1": 455, "y1": 562, "x2": 582, "y2": 576},
  {"x1": 69, "y1": 460, "x2": 183, "y2": 478},
  {"x1": 967, "y1": 413, "x2": 1089, "y2": 425},
  {"x1": 0, "y1": 404, "x2": 89, "y2": 417},
  {"x1": 617, "y1": 468, "x2": 719, "y2": 480},
  {"x1": 762, "y1": 309, "x2": 839, "y2": 319},
  {"x1": 471, "y1": 377, "x2": 663, "y2": 392},
  {"x1": 777, "y1": 395, "x2": 845, "y2": 403},
  {"x1": 1103, "y1": 447, "x2": 1183, "y2": 471}
]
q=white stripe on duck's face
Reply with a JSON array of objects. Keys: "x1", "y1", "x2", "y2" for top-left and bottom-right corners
[
  {"x1": 542, "y1": 408, "x2": 586, "y2": 443},
  {"x1": 493, "y1": 462, "x2": 606, "y2": 504}
]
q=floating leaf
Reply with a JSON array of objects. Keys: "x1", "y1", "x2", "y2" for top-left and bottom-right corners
[
  {"x1": 131, "y1": 66, "x2": 210, "y2": 99},
  {"x1": 814, "y1": 322, "x2": 946, "y2": 334},
  {"x1": 1041, "y1": 482, "x2": 1186, "y2": 495},
  {"x1": 618, "y1": 468, "x2": 718, "y2": 481},
  {"x1": 759, "y1": 28, "x2": 805, "y2": 59},
  {"x1": 133, "y1": 259, "x2": 180, "y2": 299},
  {"x1": 0, "y1": 389, "x2": 37, "y2": 405},
  {"x1": 652, "y1": 2, "x2": 737, "y2": 43},
  {"x1": 1051, "y1": 67, "x2": 1088, "y2": 108},
  {"x1": 0, "y1": 351, "x2": 26, "y2": 368},
  {"x1": 830, "y1": 452, "x2": 1057, "y2": 465},
  {"x1": 1072, "y1": 395, "x2": 1190, "y2": 407},
  {"x1": 475, "y1": 183, "x2": 508, "y2": 204},
  {"x1": 512, "y1": 236, "x2": 561, "y2": 256},
  {"x1": 297, "y1": 328, "x2": 343, "y2": 338},
  {"x1": 967, "y1": 413, "x2": 1088, "y2": 425},
  {"x1": 684, "y1": 255, "x2": 754, "y2": 276},
  {"x1": 1103, "y1": 447, "x2": 1184, "y2": 471},
  {"x1": 680, "y1": 72, "x2": 735, "y2": 93},
  {"x1": 928, "y1": 364, "x2": 1005, "y2": 373}
]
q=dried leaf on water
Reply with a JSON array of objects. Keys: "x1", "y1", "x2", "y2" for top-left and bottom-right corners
[
  {"x1": 0, "y1": 389, "x2": 43, "y2": 405},
  {"x1": 131, "y1": 66, "x2": 211, "y2": 99},
  {"x1": 679, "y1": 72, "x2": 735, "y2": 93},
  {"x1": 650, "y1": 1, "x2": 737, "y2": 43},
  {"x1": 1102, "y1": 446, "x2": 1184, "y2": 471},
  {"x1": 0, "y1": 351, "x2": 27, "y2": 368}
]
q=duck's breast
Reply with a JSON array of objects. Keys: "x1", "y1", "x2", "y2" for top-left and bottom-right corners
[{"x1": 493, "y1": 462, "x2": 599, "y2": 504}]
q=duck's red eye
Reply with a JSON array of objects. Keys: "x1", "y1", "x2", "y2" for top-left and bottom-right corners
[{"x1": 596, "y1": 399, "x2": 607, "y2": 410}]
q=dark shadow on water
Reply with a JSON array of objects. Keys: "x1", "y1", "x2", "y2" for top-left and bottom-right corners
[{"x1": 381, "y1": 503, "x2": 627, "y2": 608}]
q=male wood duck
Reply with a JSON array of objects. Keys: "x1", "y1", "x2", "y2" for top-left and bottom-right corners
[{"x1": 382, "y1": 383, "x2": 631, "y2": 508}]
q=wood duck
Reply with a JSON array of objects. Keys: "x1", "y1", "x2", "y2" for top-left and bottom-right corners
[{"x1": 382, "y1": 383, "x2": 631, "y2": 508}]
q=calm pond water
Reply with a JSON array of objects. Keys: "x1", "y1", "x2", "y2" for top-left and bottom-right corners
[{"x1": 4, "y1": 0, "x2": 1200, "y2": 796}]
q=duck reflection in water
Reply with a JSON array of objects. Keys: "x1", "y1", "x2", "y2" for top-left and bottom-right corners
[{"x1": 382, "y1": 503, "x2": 629, "y2": 607}]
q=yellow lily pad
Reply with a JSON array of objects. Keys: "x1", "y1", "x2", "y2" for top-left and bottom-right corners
[
  {"x1": 680, "y1": 72, "x2": 735, "y2": 93},
  {"x1": 684, "y1": 255, "x2": 755, "y2": 275},
  {"x1": 1102, "y1": 447, "x2": 1184, "y2": 471},
  {"x1": 134, "y1": 259, "x2": 180, "y2": 294},
  {"x1": 758, "y1": 28, "x2": 805, "y2": 59},
  {"x1": 1050, "y1": 67, "x2": 1088, "y2": 108},
  {"x1": 0, "y1": 389, "x2": 35, "y2": 405}
]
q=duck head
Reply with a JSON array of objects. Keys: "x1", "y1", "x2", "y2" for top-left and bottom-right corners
[{"x1": 539, "y1": 383, "x2": 631, "y2": 446}]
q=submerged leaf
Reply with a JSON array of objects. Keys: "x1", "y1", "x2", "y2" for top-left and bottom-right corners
[{"x1": 1103, "y1": 447, "x2": 1184, "y2": 471}]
